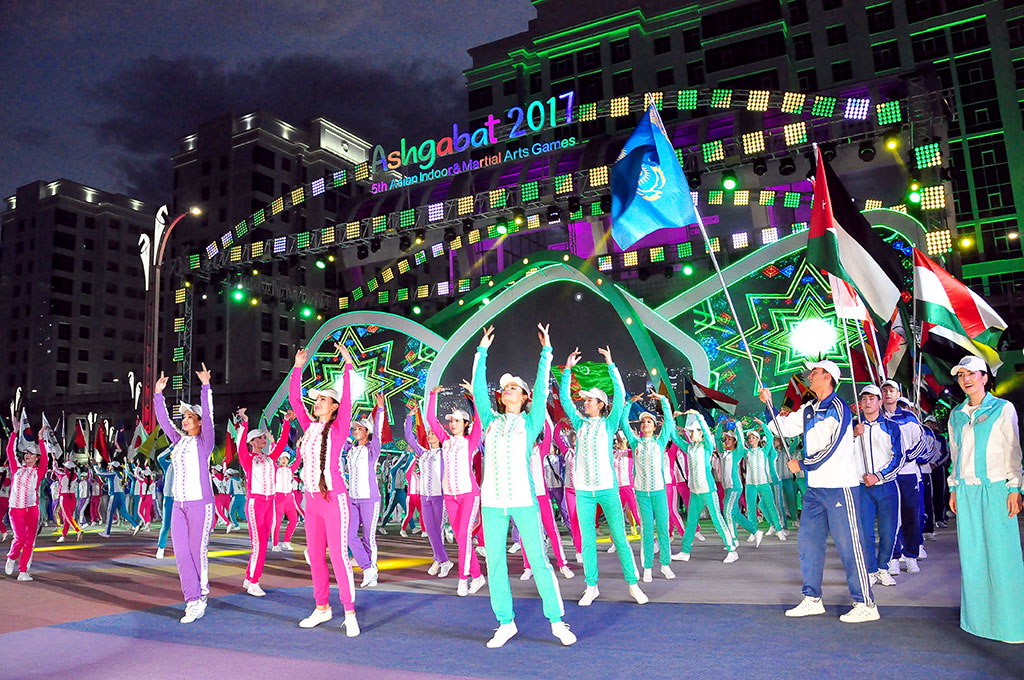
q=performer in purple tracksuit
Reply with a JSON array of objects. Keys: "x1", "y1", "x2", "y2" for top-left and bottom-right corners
[
  {"x1": 347, "y1": 393, "x2": 386, "y2": 588},
  {"x1": 154, "y1": 363, "x2": 216, "y2": 625}
]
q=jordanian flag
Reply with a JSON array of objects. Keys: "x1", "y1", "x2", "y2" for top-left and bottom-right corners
[
  {"x1": 807, "y1": 146, "x2": 904, "y2": 323},
  {"x1": 913, "y1": 247, "x2": 1006, "y2": 370}
]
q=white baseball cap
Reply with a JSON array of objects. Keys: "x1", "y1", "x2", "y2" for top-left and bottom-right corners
[
  {"x1": 309, "y1": 387, "x2": 341, "y2": 403},
  {"x1": 950, "y1": 355, "x2": 989, "y2": 376},
  {"x1": 859, "y1": 385, "x2": 882, "y2": 398},
  {"x1": 110, "y1": 461, "x2": 121, "y2": 468},
  {"x1": 499, "y1": 373, "x2": 531, "y2": 396},
  {"x1": 353, "y1": 417, "x2": 374, "y2": 435},
  {"x1": 924, "y1": 415, "x2": 938, "y2": 424},
  {"x1": 246, "y1": 429, "x2": 269, "y2": 444},
  {"x1": 806, "y1": 360, "x2": 841, "y2": 384},
  {"x1": 579, "y1": 387, "x2": 610, "y2": 404},
  {"x1": 881, "y1": 379, "x2": 901, "y2": 393},
  {"x1": 637, "y1": 411, "x2": 657, "y2": 424},
  {"x1": 63, "y1": 460, "x2": 76, "y2": 469},
  {"x1": 179, "y1": 402, "x2": 203, "y2": 418},
  {"x1": 445, "y1": 409, "x2": 471, "y2": 422},
  {"x1": 897, "y1": 396, "x2": 913, "y2": 408}
]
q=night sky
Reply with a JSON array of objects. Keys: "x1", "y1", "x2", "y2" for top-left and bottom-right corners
[{"x1": 0, "y1": 0, "x2": 535, "y2": 204}]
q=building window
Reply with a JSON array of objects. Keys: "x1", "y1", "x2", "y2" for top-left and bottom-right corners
[
  {"x1": 788, "y1": 0, "x2": 808, "y2": 25},
  {"x1": 612, "y1": 70, "x2": 633, "y2": 96},
  {"x1": 911, "y1": 29, "x2": 947, "y2": 62},
  {"x1": 279, "y1": 317, "x2": 289, "y2": 331},
  {"x1": 1014, "y1": 58, "x2": 1024, "y2": 90},
  {"x1": 798, "y1": 68, "x2": 818, "y2": 91},
  {"x1": 468, "y1": 85, "x2": 493, "y2": 111},
  {"x1": 867, "y1": 3, "x2": 895, "y2": 33},
  {"x1": 683, "y1": 28, "x2": 701, "y2": 52},
  {"x1": 826, "y1": 25, "x2": 848, "y2": 46},
  {"x1": 550, "y1": 54, "x2": 575, "y2": 80},
  {"x1": 822, "y1": 0, "x2": 841, "y2": 9},
  {"x1": 610, "y1": 38, "x2": 631, "y2": 64},
  {"x1": 281, "y1": 157, "x2": 291, "y2": 171},
  {"x1": 687, "y1": 60, "x2": 705, "y2": 85},
  {"x1": 503, "y1": 78, "x2": 517, "y2": 96},
  {"x1": 831, "y1": 60, "x2": 853, "y2": 82},
  {"x1": 872, "y1": 41, "x2": 901, "y2": 72},
  {"x1": 576, "y1": 46, "x2": 601, "y2": 72},
  {"x1": 578, "y1": 72, "x2": 603, "y2": 102},
  {"x1": 261, "y1": 341, "x2": 272, "y2": 362},
  {"x1": 656, "y1": 68, "x2": 675, "y2": 88},
  {"x1": 78, "y1": 349, "x2": 89, "y2": 361},
  {"x1": 950, "y1": 18, "x2": 988, "y2": 53},
  {"x1": 653, "y1": 35, "x2": 671, "y2": 55},
  {"x1": 77, "y1": 372, "x2": 88, "y2": 385},
  {"x1": 56, "y1": 370, "x2": 69, "y2": 388},
  {"x1": 793, "y1": 33, "x2": 813, "y2": 60},
  {"x1": 252, "y1": 145, "x2": 275, "y2": 169},
  {"x1": 251, "y1": 172, "x2": 275, "y2": 196},
  {"x1": 529, "y1": 72, "x2": 542, "y2": 94},
  {"x1": 55, "y1": 209, "x2": 77, "y2": 228}
]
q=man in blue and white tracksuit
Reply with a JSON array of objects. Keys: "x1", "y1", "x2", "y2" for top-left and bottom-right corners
[
  {"x1": 759, "y1": 360, "x2": 878, "y2": 623},
  {"x1": 880, "y1": 380, "x2": 929, "y2": 574},
  {"x1": 853, "y1": 384, "x2": 903, "y2": 588}
]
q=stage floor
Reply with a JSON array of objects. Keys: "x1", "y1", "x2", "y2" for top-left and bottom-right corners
[{"x1": 1, "y1": 519, "x2": 1021, "y2": 679}]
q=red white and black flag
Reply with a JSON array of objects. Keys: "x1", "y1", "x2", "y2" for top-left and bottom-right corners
[{"x1": 687, "y1": 376, "x2": 739, "y2": 415}]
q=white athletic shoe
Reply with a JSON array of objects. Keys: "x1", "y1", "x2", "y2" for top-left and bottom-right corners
[
  {"x1": 475, "y1": 546, "x2": 487, "y2": 558},
  {"x1": 559, "y1": 565, "x2": 575, "y2": 579},
  {"x1": 443, "y1": 528, "x2": 454, "y2": 543},
  {"x1": 98, "y1": 531, "x2": 110, "y2": 538},
  {"x1": 606, "y1": 543, "x2": 617, "y2": 553},
  {"x1": 754, "y1": 530, "x2": 764, "y2": 548},
  {"x1": 551, "y1": 621, "x2": 577, "y2": 646},
  {"x1": 132, "y1": 524, "x2": 141, "y2": 536},
  {"x1": 360, "y1": 566, "x2": 379, "y2": 588},
  {"x1": 876, "y1": 569, "x2": 897, "y2": 587},
  {"x1": 1, "y1": 531, "x2": 7, "y2": 541},
  {"x1": 5, "y1": 558, "x2": 15, "y2": 576},
  {"x1": 642, "y1": 568, "x2": 653, "y2": 583},
  {"x1": 904, "y1": 558, "x2": 920, "y2": 573},
  {"x1": 723, "y1": 551, "x2": 739, "y2": 564},
  {"x1": 246, "y1": 582, "x2": 267, "y2": 597},
  {"x1": 695, "y1": 532, "x2": 706, "y2": 542},
  {"x1": 17, "y1": 572, "x2": 32, "y2": 582},
  {"x1": 785, "y1": 596, "x2": 826, "y2": 618},
  {"x1": 628, "y1": 584, "x2": 649, "y2": 605},
  {"x1": 887, "y1": 559, "x2": 901, "y2": 575},
  {"x1": 299, "y1": 607, "x2": 332, "y2": 628},
  {"x1": 766, "y1": 526, "x2": 777, "y2": 536},
  {"x1": 869, "y1": 572, "x2": 878, "y2": 586},
  {"x1": 578, "y1": 586, "x2": 600, "y2": 606},
  {"x1": 660, "y1": 565, "x2": 676, "y2": 580},
  {"x1": 179, "y1": 600, "x2": 205, "y2": 624},
  {"x1": 272, "y1": 545, "x2": 282, "y2": 552},
  {"x1": 155, "y1": 548, "x2": 165, "y2": 560},
  {"x1": 653, "y1": 541, "x2": 659, "y2": 554},
  {"x1": 225, "y1": 524, "x2": 233, "y2": 535},
  {"x1": 56, "y1": 536, "x2": 65, "y2": 543},
  {"x1": 457, "y1": 579, "x2": 469, "y2": 596},
  {"x1": 520, "y1": 568, "x2": 532, "y2": 581},
  {"x1": 746, "y1": 533, "x2": 757, "y2": 544},
  {"x1": 303, "y1": 549, "x2": 311, "y2": 566},
  {"x1": 671, "y1": 551, "x2": 690, "y2": 562},
  {"x1": 344, "y1": 612, "x2": 360, "y2": 637},
  {"x1": 507, "y1": 542, "x2": 521, "y2": 554},
  {"x1": 778, "y1": 529, "x2": 789, "y2": 542},
  {"x1": 427, "y1": 561, "x2": 440, "y2": 576},
  {"x1": 438, "y1": 561, "x2": 454, "y2": 578},
  {"x1": 242, "y1": 578, "x2": 251, "y2": 589},
  {"x1": 378, "y1": 526, "x2": 388, "y2": 535},
  {"x1": 575, "y1": 552, "x2": 583, "y2": 563},
  {"x1": 486, "y1": 622, "x2": 518, "y2": 648},
  {"x1": 840, "y1": 602, "x2": 880, "y2": 623},
  {"x1": 400, "y1": 529, "x2": 408, "y2": 537},
  {"x1": 918, "y1": 546, "x2": 928, "y2": 559},
  {"x1": 469, "y1": 575, "x2": 486, "y2": 594},
  {"x1": 282, "y1": 542, "x2": 293, "y2": 550}
]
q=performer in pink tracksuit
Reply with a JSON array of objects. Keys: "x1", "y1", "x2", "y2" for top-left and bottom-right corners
[
  {"x1": 134, "y1": 462, "x2": 155, "y2": 530},
  {"x1": 0, "y1": 466, "x2": 10, "y2": 541},
  {"x1": 346, "y1": 396, "x2": 386, "y2": 589},
  {"x1": 4, "y1": 432, "x2": 48, "y2": 581},
  {"x1": 553, "y1": 421, "x2": 582, "y2": 561},
  {"x1": 521, "y1": 419, "x2": 574, "y2": 580},
  {"x1": 613, "y1": 434, "x2": 641, "y2": 529},
  {"x1": 55, "y1": 460, "x2": 82, "y2": 542},
  {"x1": 288, "y1": 344, "x2": 359, "y2": 635},
  {"x1": 401, "y1": 453, "x2": 422, "y2": 537},
  {"x1": 404, "y1": 407, "x2": 452, "y2": 576},
  {"x1": 154, "y1": 364, "x2": 217, "y2": 624},
  {"x1": 665, "y1": 440, "x2": 704, "y2": 549},
  {"x1": 427, "y1": 385, "x2": 486, "y2": 596},
  {"x1": 272, "y1": 450, "x2": 301, "y2": 551},
  {"x1": 238, "y1": 408, "x2": 292, "y2": 596}
]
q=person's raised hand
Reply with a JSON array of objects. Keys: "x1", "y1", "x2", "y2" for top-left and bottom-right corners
[
  {"x1": 479, "y1": 325, "x2": 495, "y2": 349},
  {"x1": 196, "y1": 363, "x2": 211, "y2": 385},
  {"x1": 294, "y1": 348, "x2": 308, "y2": 368},
  {"x1": 597, "y1": 346, "x2": 613, "y2": 364},
  {"x1": 537, "y1": 323, "x2": 551, "y2": 347},
  {"x1": 155, "y1": 371, "x2": 169, "y2": 394},
  {"x1": 565, "y1": 348, "x2": 581, "y2": 369}
]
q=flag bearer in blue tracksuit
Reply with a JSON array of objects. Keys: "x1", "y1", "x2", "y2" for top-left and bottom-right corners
[
  {"x1": 880, "y1": 379, "x2": 929, "y2": 575},
  {"x1": 948, "y1": 356, "x2": 1024, "y2": 644},
  {"x1": 759, "y1": 360, "x2": 878, "y2": 623},
  {"x1": 853, "y1": 385, "x2": 903, "y2": 588},
  {"x1": 559, "y1": 345, "x2": 648, "y2": 608}
]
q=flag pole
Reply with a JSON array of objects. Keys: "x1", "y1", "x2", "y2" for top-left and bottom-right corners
[
  {"x1": 855, "y1": 321, "x2": 878, "y2": 385},
  {"x1": 840, "y1": 317, "x2": 871, "y2": 473}
]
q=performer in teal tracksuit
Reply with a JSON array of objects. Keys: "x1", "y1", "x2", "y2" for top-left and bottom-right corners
[
  {"x1": 620, "y1": 393, "x2": 677, "y2": 583},
  {"x1": 948, "y1": 356, "x2": 1024, "y2": 644},
  {"x1": 716, "y1": 420, "x2": 761, "y2": 546},
  {"x1": 743, "y1": 419, "x2": 786, "y2": 540},
  {"x1": 671, "y1": 412, "x2": 738, "y2": 563},
  {"x1": 560, "y1": 346, "x2": 648, "y2": 607},
  {"x1": 473, "y1": 323, "x2": 576, "y2": 649}
]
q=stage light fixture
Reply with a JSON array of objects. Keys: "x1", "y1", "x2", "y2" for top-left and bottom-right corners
[
  {"x1": 682, "y1": 265, "x2": 694, "y2": 276},
  {"x1": 566, "y1": 198, "x2": 580, "y2": 214},
  {"x1": 685, "y1": 171, "x2": 701, "y2": 188},
  {"x1": 513, "y1": 208, "x2": 526, "y2": 226},
  {"x1": 231, "y1": 289, "x2": 245, "y2": 302},
  {"x1": 357, "y1": 244, "x2": 369, "y2": 260},
  {"x1": 779, "y1": 158, "x2": 796, "y2": 176},
  {"x1": 462, "y1": 219, "x2": 474, "y2": 234},
  {"x1": 752, "y1": 158, "x2": 768, "y2": 176},
  {"x1": 663, "y1": 266, "x2": 674, "y2": 279},
  {"x1": 399, "y1": 235, "x2": 412, "y2": 251},
  {"x1": 315, "y1": 259, "x2": 326, "y2": 270},
  {"x1": 601, "y1": 195, "x2": 612, "y2": 214},
  {"x1": 859, "y1": 141, "x2": 876, "y2": 162},
  {"x1": 721, "y1": 172, "x2": 737, "y2": 191},
  {"x1": 300, "y1": 306, "x2": 314, "y2": 319},
  {"x1": 638, "y1": 267, "x2": 650, "y2": 281},
  {"x1": 370, "y1": 238, "x2": 381, "y2": 253},
  {"x1": 547, "y1": 205, "x2": 563, "y2": 225},
  {"x1": 414, "y1": 228, "x2": 426, "y2": 244},
  {"x1": 885, "y1": 135, "x2": 899, "y2": 151},
  {"x1": 496, "y1": 222, "x2": 508, "y2": 235},
  {"x1": 444, "y1": 227, "x2": 457, "y2": 242},
  {"x1": 412, "y1": 305, "x2": 422, "y2": 316},
  {"x1": 820, "y1": 143, "x2": 837, "y2": 163}
]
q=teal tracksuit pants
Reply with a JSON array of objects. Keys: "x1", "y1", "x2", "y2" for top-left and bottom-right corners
[
  {"x1": 636, "y1": 490, "x2": 671, "y2": 569},
  {"x1": 575, "y1": 488, "x2": 638, "y2": 586},
  {"x1": 724, "y1": 488, "x2": 757, "y2": 536}
]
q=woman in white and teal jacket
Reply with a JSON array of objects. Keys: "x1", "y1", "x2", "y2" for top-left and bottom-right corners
[
  {"x1": 559, "y1": 346, "x2": 648, "y2": 607},
  {"x1": 743, "y1": 418, "x2": 786, "y2": 540},
  {"x1": 716, "y1": 420, "x2": 761, "y2": 546},
  {"x1": 948, "y1": 355, "x2": 1024, "y2": 644},
  {"x1": 619, "y1": 393, "x2": 677, "y2": 583},
  {"x1": 473, "y1": 324, "x2": 576, "y2": 650}
]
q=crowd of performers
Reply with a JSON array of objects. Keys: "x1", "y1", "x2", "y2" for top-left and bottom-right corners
[{"x1": 1, "y1": 333, "x2": 1021, "y2": 646}]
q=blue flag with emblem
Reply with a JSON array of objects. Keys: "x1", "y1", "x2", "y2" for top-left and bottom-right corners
[{"x1": 610, "y1": 102, "x2": 698, "y2": 250}]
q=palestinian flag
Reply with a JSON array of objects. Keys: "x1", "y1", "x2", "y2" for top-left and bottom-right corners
[
  {"x1": 913, "y1": 248, "x2": 1006, "y2": 370},
  {"x1": 807, "y1": 146, "x2": 904, "y2": 323}
]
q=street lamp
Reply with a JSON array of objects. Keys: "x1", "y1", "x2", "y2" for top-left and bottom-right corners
[{"x1": 140, "y1": 204, "x2": 201, "y2": 430}]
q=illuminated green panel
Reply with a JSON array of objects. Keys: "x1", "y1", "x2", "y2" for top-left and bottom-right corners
[
  {"x1": 522, "y1": 181, "x2": 539, "y2": 201},
  {"x1": 811, "y1": 96, "x2": 836, "y2": 117},
  {"x1": 875, "y1": 101, "x2": 902, "y2": 126},
  {"x1": 914, "y1": 143, "x2": 942, "y2": 169},
  {"x1": 676, "y1": 242, "x2": 693, "y2": 258},
  {"x1": 677, "y1": 89, "x2": 698, "y2": 110},
  {"x1": 784, "y1": 192, "x2": 801, "y2": 208},
  {"x1": 400, "y1": 209, "x2": 416, "y2": 227}
]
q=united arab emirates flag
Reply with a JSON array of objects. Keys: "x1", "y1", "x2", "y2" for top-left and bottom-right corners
[
  {"x1": 807, "y1": 146, "x2": 905, "y2": 323},
  {"x1": 913, "y1": 247, "x2": 1005, "y2": 370}
]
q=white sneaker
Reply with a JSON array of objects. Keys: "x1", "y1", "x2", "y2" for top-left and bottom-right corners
[
  {"x1": 918, "y1": 546, "x2": 928, "y2": 559},
  {"x1": 887, "y1": 559, "x2": 901, "y2": 575},
  {"x1": 457, "y1": 579, "x2": 469, "y2": 596},
  {"x1": 98, "y1": 531, "x2": 110, "y2": 538},
  {"x1": 360, "y1": 566, "x2": 379, "y2": 588},
  {"x1": 272, "y1": 545, "x2": 282, "y2": 552},
  {"x1": 578, "y1": 586, "x2": 600, "y2": 606},
  {"x1": 1, "y1": 531, "x2": 7, "y2": 541},
  {"x1": 444, "y1": 529, "x2": 454, "y2": 543},
  {"x1": 559, "y1": 565, "x2": 575, "y2": 579},
  {"x1": 925, "y1": 532, "x2": 937, "y2": 540},
  {"x1": 754, "y1": 530, "x2": 764, "y2": 548},
  {"x1": 155, "y1": 548, "x2": 165, "y2": 560},
  {"x1": 671, "y1": 551, "x2": 690, "y2": 562},
  {"x1": 876, "y1": 569, "x2": 897, "y2": 587},
  {"x1": 551, "y1": 621, "x2": 577, "y2": 646},
  {"x1": 378, "y1": 527, "x2": 388, "y2": 535},
  {"x1": 746, "y1": 533, "x2": 756, "y2": 544},
  {"x1": 427, "y1": 561, "x2": 440, "y2": 576},
  {"x1": 246, "y1": 582, "x2": 267, "y2": 597},
  {"x1": 180, "y1": 601, "x2": 201, "y2": 624},
  {"x1": 56, "y1": 536, "x2": 65, "y2": 543},
  {"x1": 660, "y1": 565, "x2": 676, "y2": 580},
  {"x1": 723, "y1": 551, "x2": 739, "y2": 564},
  {"x1": 282, "y1": 542, "x2": 293, "y2": 550},
  {"x1": 766, "y1": 526, "x2": 777, "y2": 536},
  {"x1": 606, "y1": 543, "x2": 617, "y2": 553},
  {"x1": 695, "y1": 532, "x2": 706, "y2": 542},
  {"x1": 575, "y1": 552, "x2": 583, "y2": 563},
  {"x1": 905, "y1": 558, "x2": 920, "y2": 573},
  {"x1": 400, "y1": 530, "x2": 408, "y2": 537},
  {"x1": 628, "y1": 584, "x2": 649, "y2": 604},
  {"x1": 303, "y1": 549, "x2": 310, "y2": 566},
  {"x1": 642, "y1": 568, "x2": 653, "y2": 583},
  {"x1": 475, "y1": 546, "x2": 487, "y2": 558},
  {"x1": 840, "y1": 602, "x2": 880, "y2": 623},
  {"x1": 438, "y1": 561, "x2": 454, "y2": 578},
  {"x1": 486, "y1": 622, "x2": 518, "y2": 649},
  {"x1": 344, "y1": 612, "x2": 360, "y2": 637},
  {"x1": 299, "y1": 607, "x2": 332, "y2": 628},
  {"x1": 133, "y1": 524, "x2": 142, "y2": 536},
  {"x1": 785, "y1": 596, "x2": 825, "y2": 617},
  {"x1": 653, "y1": 541, "x2": 659, "y2": 553},
  {"x1": 869, "y1": 572, "x2": 878, "y2": 586},
  {"x1": 778, "y1": 529, "x2": 789, "y2": 542},
  {"x1": 469, "y1": 575, "x2": 486, "y2": 593},
  {"x1": 225, "y1": 524, "x2": 233, "y2": 535},
  {"x1": 17, "y1": 572, "x2": 32, "y2": 582},
  {"x1": 242, "y1": 578, "x2": 251, "y2": 589},
  {"x1": 508, "y1": 542, "x2": 521, "y2": 554},
  {"x1": 5, "y1": 558, "x2": 15, "y2": 576},
  {"x1": 520, "y1": 568, "x2": 532, "y2": 581}
]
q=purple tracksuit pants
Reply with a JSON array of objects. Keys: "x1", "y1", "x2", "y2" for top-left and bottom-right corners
[
  {"x1": 348, "y1": 497, "x2": 381, "y2": 570},
  {"x1": 171, "y1": 500, "x2": 214, "y2": 603}
]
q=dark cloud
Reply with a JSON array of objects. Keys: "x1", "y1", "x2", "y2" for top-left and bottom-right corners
[{"x1": 85, "y1": 53, "x2": 467, "y2": 202}]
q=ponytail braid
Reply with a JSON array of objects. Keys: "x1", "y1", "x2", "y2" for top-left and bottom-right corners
[{"x1": 318, "y1": 409, "x2": 336, "y2": 499}]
